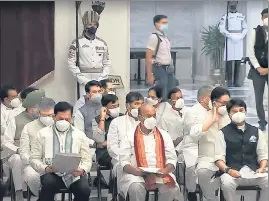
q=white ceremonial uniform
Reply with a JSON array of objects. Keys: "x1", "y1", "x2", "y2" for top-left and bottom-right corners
[
  {"x1": 219, "y1": 12, "x2": 247, "y2": 61},
  {"x1": 107, "y1": 114, "x2": 139, "y2": 189},
  {"x1": 215, "y1": 126, "x2": 268, "y2": 201},
  {"x1": 30, "y1": 125, "x2": 92, "y2": 179},
  {"x1": 1, "y1": 103, "x2": 13, "y2": 135},
  {"x1": 19, "y1": 119, "x2": 45, "y2": 196},
  {"x1": 189, "y1": 103, "x2": 230, "y2": 201},
  {"x1": 68, "y1": 36, "x2": 111, "y2": 96},
  {"x1": 119, "y1": 127, "x2": 180, "y2": 201}
]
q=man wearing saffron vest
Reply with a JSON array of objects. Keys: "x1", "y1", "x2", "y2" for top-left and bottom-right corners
[
  {"x1": 215, "y1": 98, "x2": 268, "y2": 201},
  {"x1": 2, "y1": 89, "x2": 45, "y2": 201},
  {"x1": 120, "y1": 104, "x2": 180, "y2": 201},
  {"x1": 19, "y1": 97, "x2": 55, "y2": 197},
  {"x1": 190, "y1": 87, "x2": 231, "y2": 201}
]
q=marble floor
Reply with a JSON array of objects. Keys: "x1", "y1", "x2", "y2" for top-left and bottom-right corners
[{"x1": 3, "y1": 80, "x2": 268, "y2": 201}]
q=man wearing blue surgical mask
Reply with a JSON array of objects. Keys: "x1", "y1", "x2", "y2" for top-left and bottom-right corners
[
  {"x1": 146, "y1": 15, "x2": 177, "y2": 100},
  {"x1": 74, "y1": 80, "x2": 102, "y2": 143}
]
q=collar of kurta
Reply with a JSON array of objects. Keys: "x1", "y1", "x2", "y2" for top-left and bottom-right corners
[
  {"x1": 1, "y1": 103, "x2": 12, "y2": 110},
  {"x1": 155, "y1": 29, "x2": 165, "y2": 36}
]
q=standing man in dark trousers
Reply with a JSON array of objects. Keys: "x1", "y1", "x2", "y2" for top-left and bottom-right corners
[
  {"x1": 248, "y1": 8, "x2": 268, "y2": 131},
  {"x1": 146, "y1": 15, "x2": 177, "y2": 100}
]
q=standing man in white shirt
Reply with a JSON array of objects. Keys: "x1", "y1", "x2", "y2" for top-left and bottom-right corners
[
  {"x1": 248, "y1": 8, "x2": 268, "y2": 131},
  {"x1": 190, "y1": 87, "x2": 231, "y2": 201},
  {"x1": 219, "y1": 1, "x2": 247, "y2": 87},
  {"x1": 146, "y1": 15, "x2": 177, "y2": 100},
  {"x1": 0, "y1": 85, "x2": 20, "y2": 135},
  {"x1": 215, "y1": 98, "x2": 268, "y2": 201},
  {"x1": 68, "y1": 2, "x2": 110, "y2": 97}
]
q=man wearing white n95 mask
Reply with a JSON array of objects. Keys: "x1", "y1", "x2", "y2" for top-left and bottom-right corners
[
  {"x1": 191, "y1": 86, "x2": 231, "y2": 201},
  {"x1": 107, "y1": 92, "x2": 143, "y2": 197},
  {"x1": 74, "y1": 80, "x2": 102, "y2": 141},
  {"x1": 19, "y1": 97, "x2": 55, "y2": 197},
  {"x1": 215, "y1": 98, "x2": 268, "y2": 201},
  {"x1": 30, "y1": 102, "x2": 92, "y2": 201}
]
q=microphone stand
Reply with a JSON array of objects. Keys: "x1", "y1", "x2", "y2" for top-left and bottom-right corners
[{"x1": 75, "y1": 1, "x2": 81, "y2": 99}]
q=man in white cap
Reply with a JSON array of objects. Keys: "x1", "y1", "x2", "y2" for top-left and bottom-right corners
[
  {"x1": 68, "y1": 1, "x2": 111, "y2": 97},
  {"x1": 1, "y1": 89, "x2": 45, "y2": 201}
]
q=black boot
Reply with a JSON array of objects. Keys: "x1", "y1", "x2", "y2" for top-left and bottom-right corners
[{"x1": 188, "y1": 192, "x2": 197, "y2": 201}]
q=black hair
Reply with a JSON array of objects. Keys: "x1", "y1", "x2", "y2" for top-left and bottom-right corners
[
  {"x1": 0, "y1": 85, "x2": 17, "y2": 101},
  {"x1": 261, "y1": 8, "x2": 268, "y2": 16},
  {"x1": 101, "y1": 94, "x2": 118, "y2": 107},
  {"x1": 54, "y1": 101, "x2": 73, "y2": 115},
  {"x1": 85, "y1": 80, "x2": 101, "y2": 93},
  {"x1": 126, "y1": 92, "x2": 144, "y2": 104},
  {"x1": 99, "y1": 79, "x2": 111, "y2": 89},
  {"x1": 20, "y1": 87, "x2": 37, "y2": 100},
  {"x1": 226, "y1": 98, "x2": 247, "y2": 113},
  {"x1": 153, "y1": 15, "x2": 167, "y2": 25},
  {"x1": 148, "y1": 85, "x2": 163, "y2": 99},
  {"x1": 167, "y1": 88, "x2": 182, "y2": 99},
  {"x1": 210, "y1": 86, "x2": 230, "y2": 102}
]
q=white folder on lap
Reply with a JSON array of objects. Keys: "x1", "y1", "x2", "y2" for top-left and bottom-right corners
[{"x1": 52, "y1": 153, "x2": 81, "y2": 173}]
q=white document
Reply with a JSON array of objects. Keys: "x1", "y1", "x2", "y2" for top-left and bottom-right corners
[
  {"x1": 53, "y1": 153, "x2": 81, "y2": 173},
  {"x1": 139, "y1": 167, "x2": 162, "y2": 175},
  {"x1": 239, "y1": 166, "x2": 267, "y2": 179}
]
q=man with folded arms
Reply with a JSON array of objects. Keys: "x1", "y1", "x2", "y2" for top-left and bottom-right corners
[
  {"x1": 119, "y1": 104, "x2": 180, "y2": 201},
  {"x1": 215, "y1": 98, "x2": 268, "y2": 201},
  {"x1": 19, "y1": 97, "x2": 55, "y2": 197},
  {"x1": 30, "y1": 102, "x2": 92, "y2": 201}
]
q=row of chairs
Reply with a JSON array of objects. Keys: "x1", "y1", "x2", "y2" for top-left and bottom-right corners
[{"x1": 7, "y1": 163, "x2": 262, "y2": 201}]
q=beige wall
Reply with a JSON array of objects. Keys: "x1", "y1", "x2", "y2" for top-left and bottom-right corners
[{"x1": 35, "y1": 0, "x2": 130, "y2": 108}]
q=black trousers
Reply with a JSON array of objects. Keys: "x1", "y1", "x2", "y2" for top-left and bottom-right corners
[
  {"x1": 226, "y1": 60, "x2": 242, "y2": 87},
  {"x1": 248, "y1": 68, "x2": 268, "y2": 127},
  {"x1": 39, "y1": 173, "x2": 91, "y2": 201}
]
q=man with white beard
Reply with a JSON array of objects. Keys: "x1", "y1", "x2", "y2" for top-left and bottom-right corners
[
  {"x1": 19, "y1": 97, "x2": 55, "y2": 197},
  {"x1": 189, "y1": 86, "x2": 231, "y2": 201}
]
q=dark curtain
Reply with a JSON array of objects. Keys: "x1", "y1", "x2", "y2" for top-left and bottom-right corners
[{"x1": 0, "y1": 1, "x2": 55, "y2": 91}]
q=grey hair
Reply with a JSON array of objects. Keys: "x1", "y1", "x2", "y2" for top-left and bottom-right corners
[
  {"x1": 38, "y1": 97, "x2": 55, "y2": 111},
  {"x1": 197, "y1": 85, "x2": 214, "y2": 102}
]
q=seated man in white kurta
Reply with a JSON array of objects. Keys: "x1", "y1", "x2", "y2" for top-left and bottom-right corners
[
  {"x1": 30, "y1": 102, "x2": 92, "y2": 201},
  {"x1": 19, "y1": 97, "x2": 55, "y2": 197},
  {"x1": 119, "y1": 104, "x2": 180, "y2": 201}
]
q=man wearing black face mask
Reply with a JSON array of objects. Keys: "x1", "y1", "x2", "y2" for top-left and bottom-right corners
[
  {"x1": 68, "y1": 1, "x2": 111, "y2": 98},
  {"x1": 219, "y1": 1, "x2": 247, "y2": 87}
]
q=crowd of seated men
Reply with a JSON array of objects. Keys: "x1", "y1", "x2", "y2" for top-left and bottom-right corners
[{"x1": 0, "y1": 80, "x2": 268, "y2": 201}]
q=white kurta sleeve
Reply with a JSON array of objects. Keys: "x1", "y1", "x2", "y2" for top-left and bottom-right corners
[
  {"x1": 248, "y1": 30, "x2": 260, "y2": 69},
  {"x1": 2, "y1": 119, "x2": 18, "y2": 151},
  {"x1": 256, "y1": 130, "x2": 268, "y2": 163},
  {"x1": 73, "y1": 110, "x2": 85, "y2": 132},
  {"x1": 214, "y1": 131, "x2": 226, "y2": 162},
  {"x1": 1, "y1": 111, "x2": 7, "y2": 135},
  {"x1": 162, "y1": 130, "x2": 177, "y2": 168},
  {"x1": 67, "y1": 40, "x2": 89, "y2": 85},
  {"x1": 19, "y1": 125, "x2": 31, "y2": 165},
  {"x1": 119, "y1": 137, "x2": 132, "y2": 169},
  {"x1": 73, "y1": 97, "x2": 86, "y2": 117},
  {"x1": 92, "y1": 118, "x2": 105, "y2": 143},
  {"x1": 30, "y1": 132, "x2": 47, "y2": 174},
  {"x1": 78, "y1": 135, "x2": 93, "y2": 173},
  {"x1": 98, "y1": 45, "x2": 111, "y2": 81},
  {"x1": 107, "y1": 119, "x2": 120, "y2": 163}
]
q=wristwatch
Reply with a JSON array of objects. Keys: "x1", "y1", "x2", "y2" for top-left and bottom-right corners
[{"x1": 224, "y1": 167, "x2": 231, "y2": 174}]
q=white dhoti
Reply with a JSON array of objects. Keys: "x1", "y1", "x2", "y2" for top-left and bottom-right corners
[
  {"x1": 78, "y1": 73, "x2": 102, "y2": 96},
  {"x1": 221, "y1": 173, "x2": 268, "y2": 201},
  {"x1": 23, "y1": 165, "x2": 40, "y2": 196},
  {"x1": 196, "y1": 162, "x2": 220, "y2": 201},
  {"x1": 4, "y1": 154, "x2": 24, "y2": 191}
]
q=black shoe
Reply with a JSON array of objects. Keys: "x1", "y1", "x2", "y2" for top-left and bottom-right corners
[
  {"x1": 259, "y1": 125, "x2": 266, "y2": 131},
  {"x1": 188, "y1": 192, "x2": 197, "y2": 201}
]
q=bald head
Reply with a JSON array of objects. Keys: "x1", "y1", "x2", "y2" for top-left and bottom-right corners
[{"x1": 138, "y1": 104, "x2": 156, "y2": 118}]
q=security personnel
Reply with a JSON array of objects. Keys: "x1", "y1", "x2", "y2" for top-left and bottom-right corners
[
  {"x1": 146, "y1": 15, "x2": 177, "y2": 100},
  {"x1": 68, "y1": 2, "x2": 111, "y2": 97},
  {"x1": 219, "y1": 1, "x2": 247, "y2": 87},
  {"x1": 248, "y1": 8, "x2": 268, "y2": 131}
]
